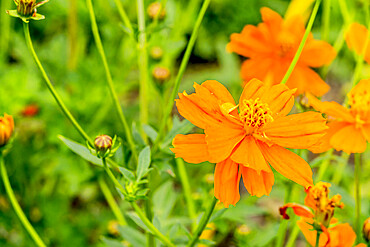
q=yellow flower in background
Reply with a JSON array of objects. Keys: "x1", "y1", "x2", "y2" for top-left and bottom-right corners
[{"x1": 285, "y1": 0, "x2": 315, "y2": 23}]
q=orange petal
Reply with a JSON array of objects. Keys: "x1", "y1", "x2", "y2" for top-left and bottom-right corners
[
  {"x1": 205, "y1": 121, "x2": 245, "y2": 163},
  {"x1": 286, "y1": 65, "x2": 330, "y2": 96},
  {"x1": 241, "y1": 167, "x2": 274, "y2": 197},
  {"x1": 230, "y1": 136, "x2": 272, "y2": 173},
  {"x1": 239, "y1": 78, "x2": 268, "y2": 109},
  {"x1": 308, "y1": 121, "x2": 350, "y2": 153},
  {"x1": 214, "y1": 158, "x2": 241, "y2": 208},
  {"x1": 176, "y1": 81, "x2": 235, "y2": 129},
  {"x1": 261, "y1": 112, "x2": 327, "y2": 149},
  {"x1": 300, "y1": 39, "x2": 336, "y2": 67},
  {"x1": 260, "y1": 7, "x2": 283, "y2": 38},
  {"x1": 279, "y1": 203, "x2": 314, "y2": 219},
  {"x1": 258, "y1": 142, "x2": 313, "y2": 188},
  {"x1": 346, "y1": 22, "x2": 370, "y2": 64},
  {"x1": 327, "y1": 223, "x2": 356, "y2": 247},
  {"x1": 330, "y1": 124, "x2": 367, "y2": 153},
  {"x1": 240, "y1": 58, "x2": 278, "y2": 87},
  {"x1": 260, "y1": 83, "x2": 296, "y2": 117},
  {"x1": 306, "y1": 93, "x2": 355, "y2": 122},
  {"x1": 297, "y1": 218, "x2": 330, "y2": 247},
  {"x1": 171, "y1": 134, "x2": 210, "y2": 164},
  {"x1": 361, "y1": 123, "x2": 370, "y2": 141}
]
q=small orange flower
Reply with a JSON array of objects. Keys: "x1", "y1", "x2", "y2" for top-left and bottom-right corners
[
  {"x1": 346, "y1": 23, "x2": 370, "y2": 64},
  {"x1": 0, "y1": 114, "x2": 14, "y2": 147},
  {"x1": 364, "y1": 217, "x2": 370, "y2": 243},
  {"x1": 171, "y1": 79, "x2": 327, "y2": 207},
  {"x1": 307, "y1": 79, "x2": 370, "y2": 154},
  {"x1": 280, "y1": 182, "x2": 360, "y2": 247},
  {"x1": 227, "y1": 7, "x2": 336, "y2": 96}
]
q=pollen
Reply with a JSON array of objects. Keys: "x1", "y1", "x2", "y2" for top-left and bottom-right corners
[
  {"x1": 348, "y1": 88, "x2": 370, "y2": 121},
  {"x1": 239, "y1": 98, "x2": 273, "y2": 131}
]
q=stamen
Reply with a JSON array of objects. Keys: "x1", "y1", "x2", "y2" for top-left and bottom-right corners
[
  {"x1": 239, "y1": 98, "x2": 273, "y2": 132},
  {"x1": 348, "y1": 88, "x2": 370, "y2": 122}
]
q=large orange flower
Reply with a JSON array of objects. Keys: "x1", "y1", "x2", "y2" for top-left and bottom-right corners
[
  {"x1": 346, "y1": 22, "x2": 370, "y2": 64},
  {"x1": 227, "y1": 7, "x2": 336, "y2": 96},
  {"x1": 280, "y1": 182, "x2": 364, "y2": 247},
  {"x1": 171, "y1": 79, "x2": 327, "y2": 207},
  {"x1": 307, "y1": 79, "x2": 370, "y2": 154}
]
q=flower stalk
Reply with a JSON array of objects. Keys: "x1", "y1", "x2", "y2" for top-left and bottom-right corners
[
  {"x1": 187, "y1": 196, "x2": 218, "y2": 247},
  {"x1": 86, "y1": 0, "x2": 138, "y2": 162},
  {"x1": 280, "y1": 0, "x2": 322, "y2": 84},
  {"x1": 355, "y1": 153, "x2": 362, "y2": 242},
  {"x1": 0, "y1": 154, "x2": 46, "y2": 247}
]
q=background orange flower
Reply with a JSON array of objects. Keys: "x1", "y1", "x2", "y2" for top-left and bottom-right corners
[{"x1": 227, "y1": 7, "x2": 336, "y2": 96}]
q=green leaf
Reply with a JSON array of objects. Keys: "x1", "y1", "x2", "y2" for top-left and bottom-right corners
[
  {"x1": 136, "y1": 146, "x2": 151, "y2": 181},
  {"x1": 153, "y1": 181, "x2": 177, "y2": 219},
  {"x1": 126, "y1": 212, "x2": 152, "y2": 233},
  {"x1": 58, "y1": 135, "x2": 102, "y2": 166},
  {"x1": 119, "y1": 167, "x2": 136, "y2": 182},
  {"x1": 100, "y1": 237, "x2": 124, "y2": 247},
  {"x1": 118, "y1": 226, "x2": 146, "y2": 247},
  {"x1": 132, "y1": 122, "x2": 146, "y2": 146},
  {"x1": 143, "y1": 124, "x2": 158, "y2": 142},
  {"x1": 161, "y1": 117, "x2": 193, "y2": 149}
]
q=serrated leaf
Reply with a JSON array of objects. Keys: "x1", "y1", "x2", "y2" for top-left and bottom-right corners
[
  {"x1": 119, "y1": 167, "x2": 136, "y2": 182},
  {"x1": 143, "y1": 124, "x2": 158, "y2": 142},
  {"x1": 118, "y1": 226, "x2": 146, "y2": 247},
  {"x1": 58, "y1": 135, "x2": 102, "y2": 166},
  {"x1": 136, "y1": 146, "x2": 151, "y2": 181}
]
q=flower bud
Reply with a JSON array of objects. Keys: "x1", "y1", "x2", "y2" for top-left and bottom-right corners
[
  {"x1": 7, "y1": 0, "x2": 49, "y2": 23},
  {"x1": 152, "y1": 66, "x2": 170, "y2": 83},
  {"x1": 0, "y1": 114, "x2": 14, "y2": 147},
  {"x1": 150, "y1": 46, "x2": 163, "y2": 60},
  {"x1": 21, "y1": 104, "x2": 39, "y2": 117},
  {"x1": 147, "y1": 2, "x2": 166, "y2": 20},
  {"x1": 94, "y1": 135, "x2": 112, "y2": 152},
  {"x1": 364, "y1": 217, "x2": 370, "y2": 243}
]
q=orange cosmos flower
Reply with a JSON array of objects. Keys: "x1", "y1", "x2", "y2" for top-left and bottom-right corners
[
  {"x1": 227, "y1": 7, "x2": 336, "y2": 96},
  {"x1": 279, "y1": 182, "x2": 365, "y2": 247},
  {"x1": 307, "y1": 79, "x2": 370, "y2": 154},
  {"x1": 171, "y1": 79, "x2": 327, "y2": 207},
  {"x1": 346, "y1": 22, "x2": 370, "y2": 64},
  {"x1": 0, "y1": 113, "x2": 14, "y2": 147}
]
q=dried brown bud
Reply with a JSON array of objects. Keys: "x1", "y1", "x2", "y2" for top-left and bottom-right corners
[
  {"x1": 152, "y1": 66, "x2": 170, "y2": 82},
  {"x1": 147, "y1": 2, "x2": 165, "y2": 20}
]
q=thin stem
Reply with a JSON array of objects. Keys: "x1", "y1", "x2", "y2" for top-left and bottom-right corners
[
  {"x1": 154, "y1": 0, "x2": 211, "y2": 146},
  {"x1": 280, "y1": 0, "x2": 322, "y2": 84},
  {"x1": 354, "y1": 153, "x2": 362, "y2": 242},
  {"x1": 23, "y1": 22, "x2": 120, "y2": 168},
  {"x1": 331, "y1": 152, "x2": 349, "y2": 184},
  {"x1": 315, "y1": 231, "x2": 320, "y2": 247},
  {"x1": 136, "y1": 0, "x2": 149, "y2": 140},
  {"x1": 187, "y1": 196, "x2": 218, "y2": 247},
  {"x1": 23, "y1": 22, "x2": 92, "y2": 145},
  {"x1": 102, "y1": 158, "x2": 125, "y2": 193},
  {"x1": 113, "y1": 0, "x2": 134, "y2": 36},
  {"x1": 98, "y1": 176, "x2": 126, "y2": 225},
  {"x1": 276, "y1": 183, "x2": 293, "y2": 247},
  {"x1": 0, "y1": 155, "x2": 46, "y2": 247},
  {"x1": 285, "y1": 223, "x2": 300, "y2": 247},
  {"x1": 316, "y1": 150, "x2": 333, "y2": 182},
  {"x1": 86, "y1": 0, "x2": 138, "y2": 162},
  {"x1": 176, "y1": 159, "x2": 196, "y2": 231},
  {"x1": 131, "y1": 202, "x2": 176, "y2": 247},
  {"x1": 321, "y1": 0, "x2": 331, "y2": 41},
  {"x1": 338, "y1": 0, "x2": 351, "y2": 25}
]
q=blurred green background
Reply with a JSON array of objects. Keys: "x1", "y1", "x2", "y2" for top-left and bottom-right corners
[{"x1": 0, "y1": 0, "x2": 369, "y2": 246}]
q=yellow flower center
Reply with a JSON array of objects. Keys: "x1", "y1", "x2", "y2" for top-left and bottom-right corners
[
  {"x1": 239, "y1": 98, "x2": 273, "y2": 133},
  {"x1": 277, "y1": 32, "x2": 296, "y2": 57},
  {"x1": 348, "y1": 89, "x2": 370, "y2": 123}
]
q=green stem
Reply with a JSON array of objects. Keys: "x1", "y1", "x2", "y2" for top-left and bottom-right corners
[
  {"x1": 0, "y1": 154, "x2": 46, "y2": 247},
  {"x1": 354, "y1": 153, "x2": 362, "y2": 243},
  {"x1": 23, "y1": 22, "x2": 92, "y2": 145},
  {"x1": 321, "y1": 0, "x2": 331, "y2": 41},
  {"x1": 316, "y1": 150, "x2": 333, "y2": 182},
  {"x1": 276, "y1": 183, "x2": 293, "y2": 247},
  {"x1": 280, "y1": 0, "x2": 322, "y2": 84},
  {"x1": 338, "y1": 0, "x2": 351, "y2": 25},
  {"x1": 113, "y1": 0, "x2": 134, "y2": 36},
  {"x1": 154, "y1": 0, "x2": 211, "y2": 146},
  {"x1": 285, "y1": 223, "x2": 300, "y2": 247},
  {"x1": 102, "y1": 158, "x2": 125, "y2": 193},
  {"x1": 315, "y1": 231, "x2": 320, "y2": 247},
  {"x1": 86, "y1": 0, "x2": 138, "y2": 162},
  {"x1": 136, "y1": 0, "x2": 149, "y2": 140},
  {"x1": 98, "y1": 176, "x2": 126, "y2": 225},
  {"x1": 176, "y1": 159, "x2": 197, "y2": 231},
  {"x1": 187, "y1": 196, "x2": 218, "y2": 247},
  {"x1": 331, "y1": 152, "x2": 349, "y2": 184},
  {"x1": 131, "y1": 202, "x2": 176, "y2": 247}
]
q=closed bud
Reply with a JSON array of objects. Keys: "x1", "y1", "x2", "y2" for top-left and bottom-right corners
[
  {"x1": 94, "y1": 135, "x2": 112, "y2": 152},
  {"x1": 21, "y1": 104, "x2": 40, "y2": 117},
  {"x1": 7, "y1": 0, "x2": 49, "y2": 23},
  {"x1": 0, "y1": 114, "x2": 14, "y2": 147},
  {"x1": 147, "y1": 2, "x2": 165, "y2": 20},
  {"x1": 152, "y1": 66, "x2": 170, "y2": 83},
  {"x1": 150, "y1": 46, "x2": 163, "y2": 60},
  {"x1": 364, "y1": 217, "x2": 370, "y2": 243}
]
